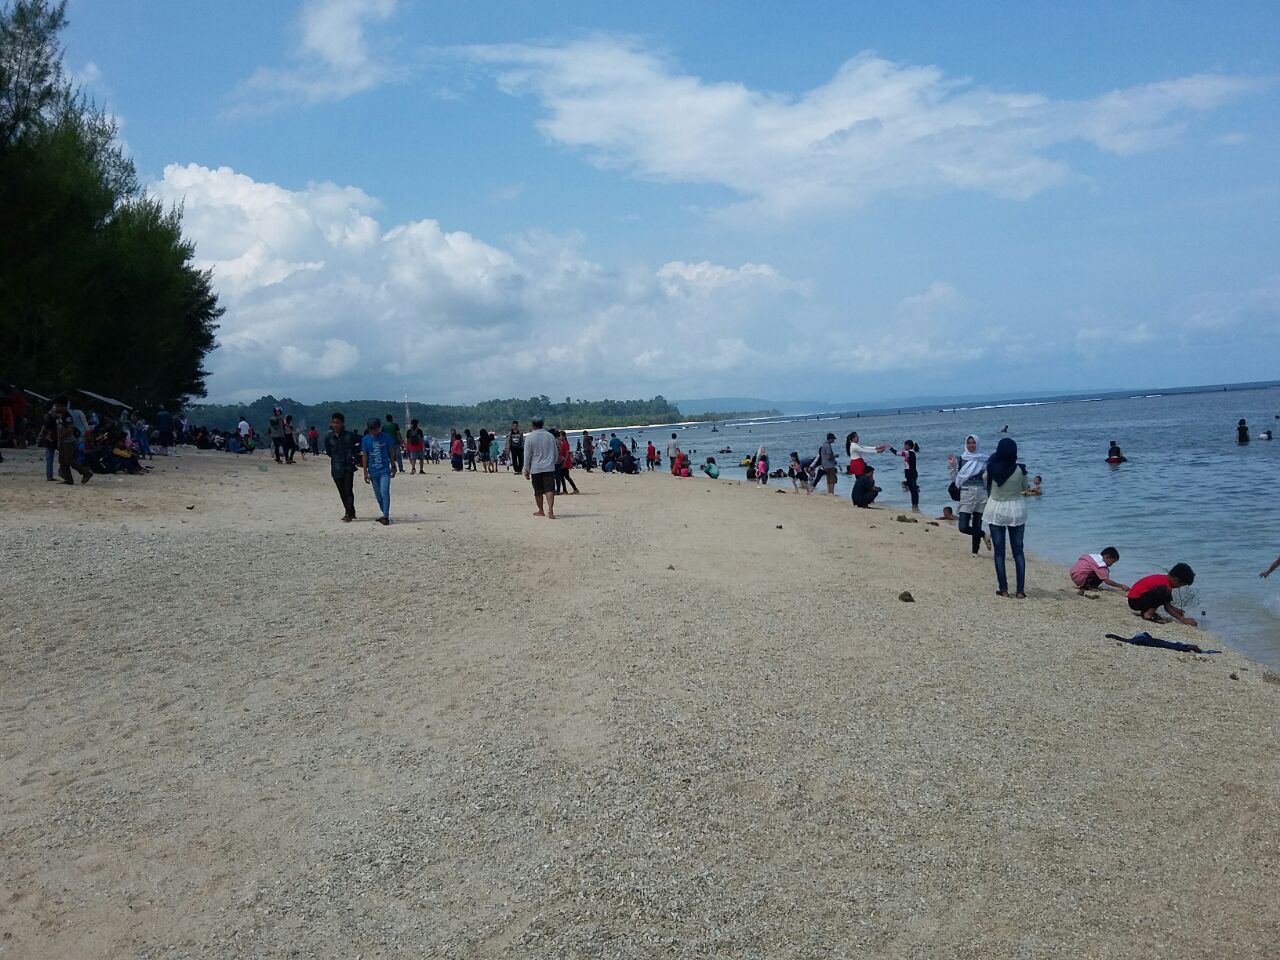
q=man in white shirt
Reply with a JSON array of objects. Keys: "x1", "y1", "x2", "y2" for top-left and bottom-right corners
[
  {"x1": 666, "y1": 432, "x2": 681, "y2": 464},
  {"x1": 523, "y1": 417, "x2": 560, "y2": 519},
  {"x1": 237, "y1": 416, "x2": 251, "y2": 438}
]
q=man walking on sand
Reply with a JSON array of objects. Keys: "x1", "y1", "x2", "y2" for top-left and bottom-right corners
[
  {"x1": 362, "y1": 417, "x2": 398, "y2": 525},
  {"x1": 52, "y1": 395, "x2": 92, "y2": 485},
  {"x1": 324, "y1": 412, "x2": 360, "y2": 521},
  {"x1": 524, "y1": 417, "x2": 558, "y2": 519},
  {"x1": 507, "y1": 420, "x2": 524, "y2": 474}
]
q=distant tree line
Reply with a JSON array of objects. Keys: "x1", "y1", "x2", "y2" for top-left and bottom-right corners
[
  {"x1": 186, "y1": 395, "x2": 705, "y2": 435},
  {"x1": 0, "y1": 0, "x2": 221, "y2": 412}
]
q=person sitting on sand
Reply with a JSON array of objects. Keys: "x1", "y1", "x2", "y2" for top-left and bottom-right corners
[
  {"x1": 618, "y1": 446, "x2": 639, "y2": 474},
  {"x1": 1127, "y1": 564, "x2": 1198, "y2": 625},
  {"x1": 936, "y1": 506, "x2": 957, "y2": 522},
  {"x1": 700, "y1": 456, "x2": 720, "y2": 479},
  {"x1": 1070, "y1": 547, "x2": 1129, "y2": 594},
  {"x1": 1023, "y1": 475, "x2": 1043, "y2": 496},
  {"x1": 850, "y1": 465, "x2": 880, "y2": 507}
]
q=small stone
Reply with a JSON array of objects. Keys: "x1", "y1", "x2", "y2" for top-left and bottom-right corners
[
  {"x1": 667, "y1": 564, "x2": 675, "y2": 571},
  {"x1": 1229, "y1": 671, "x2": 1240, "y2": 681},
  {"x1": 775, "y1": 524, "x2": 783, "y2": 529},
  {"x1": 895, "y1": 514, "x2": 918, "y2": 523},
  {"x1": 898, "y1": 591, "x2": 915, "y2": 603}
]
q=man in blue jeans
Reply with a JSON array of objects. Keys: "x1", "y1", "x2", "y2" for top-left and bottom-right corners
[{"x1": 361, "y1": 418, "x2": 397, "y2": 525}]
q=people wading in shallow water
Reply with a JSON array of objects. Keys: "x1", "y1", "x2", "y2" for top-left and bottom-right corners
[
  {"x1": 889, "y1": 439, "x2": 921, "y2": 510},
  {"x1": 949, "y1": 434, "x2": 991, "y2": 557},
  {"x1": 983, "y1": 437, "x2": 1031, "y2": 598}
]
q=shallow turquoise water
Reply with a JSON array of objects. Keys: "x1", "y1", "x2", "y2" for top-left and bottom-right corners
[{"x1": 634, "y1": 386, "x2": 1280, "y2": 667}]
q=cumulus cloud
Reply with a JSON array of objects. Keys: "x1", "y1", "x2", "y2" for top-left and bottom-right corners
[
  {"x1": 280, "y1": 339, "x2": 361, "y2": 377},
  {"x1": 464, "y1": 39, "x2": 1264, "y2": 216},
  {"x1": 1182, "y1": 280, "x2": 1280, "y2": 332},
  {"x1": 149, "y1": 163, "x2": 811, "y2": 402},
  {"x1": 230, "y1": 0, "x2": 401, "y2": 112}
]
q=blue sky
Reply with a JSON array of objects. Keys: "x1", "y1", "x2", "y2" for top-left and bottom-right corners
[{"x1": 65, "y1": 0, "x2": 1280, "y2": 404}]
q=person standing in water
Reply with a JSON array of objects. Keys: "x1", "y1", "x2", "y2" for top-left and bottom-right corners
[
  {"x1": 948, "y1": 434, "x2": 991, "y2": 556},
  {"x1": 1237, "y1": 419, "x2": 1250, "y2": 444},
  {"x1": 890, "y1": 440, "x2": 921, "y2": 510},
  {"x1": 984, "y1": 437, "x2": 1030, "y2": 598},
  {"x1": 814, "y1": 432, "x2": 840, "y2": 495}
]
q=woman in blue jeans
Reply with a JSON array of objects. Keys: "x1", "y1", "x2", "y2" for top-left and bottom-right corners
[{"x1": 983, "y1": 437, "x2": 1031, "y2": 598}]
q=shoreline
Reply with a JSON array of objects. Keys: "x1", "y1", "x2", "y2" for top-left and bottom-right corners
[{"x1": 2, "y1": 447, "x2": 1277, "y2": 958}]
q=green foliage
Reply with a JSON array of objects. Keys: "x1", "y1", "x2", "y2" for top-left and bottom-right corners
[
  {"x1": 0, "y1": 0, "x2": 220, "y2": 411},
  {"x1": 186, "y1": 395, "x2": 688, "y2": 435},
  {"x1": 685, "y1": 409, "x2": 780, "y2": 422}
]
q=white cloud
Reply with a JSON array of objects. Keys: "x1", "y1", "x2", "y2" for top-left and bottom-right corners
[
  {"x1": 149, "y1": 163, "x2": 811, "y2": 400},
  {"x1": 1182, "y1": 280, "x2": 1280, "y2": 331},
  {"x1": 280, "y1": 339, "x2": 361, "y2": 377},
  {"x1": 656, "y1": 260, "x2": 794, "y2": 296},
  {"x1": 231, "y1": 0, "x2": 401, "y2": 112},
  {"x1": 465, "y1": 39, "x2": 1264, "y2": 216}
]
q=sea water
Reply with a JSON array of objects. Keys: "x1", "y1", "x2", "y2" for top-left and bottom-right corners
[{"x1": 643, "y1": 385, "x2": 1280, "y2": 668}]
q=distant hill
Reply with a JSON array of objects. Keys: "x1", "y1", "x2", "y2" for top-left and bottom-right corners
[
  {"x1": 186, "y1": 395, "x2": 686, "y2": 435},
  {"x1": 675, "y1": 397, "x2": 829, "y2": 416}
]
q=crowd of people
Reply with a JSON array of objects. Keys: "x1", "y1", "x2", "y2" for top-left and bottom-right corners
[{"x1": 11, "y1": 392, "x2": 1270, "y2": 629}]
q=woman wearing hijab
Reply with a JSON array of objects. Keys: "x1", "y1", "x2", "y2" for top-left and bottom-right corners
[
  {"x1": 984, "y1": 437, "x2": 1031, "y2": 598},
  {"x1": 948, "y1": 434, "x2": 991, "y2": 556}
]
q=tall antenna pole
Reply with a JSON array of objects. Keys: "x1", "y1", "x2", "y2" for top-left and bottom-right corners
[{"x1": 403, "y1": 388, "x2": 410, "y2": 427}]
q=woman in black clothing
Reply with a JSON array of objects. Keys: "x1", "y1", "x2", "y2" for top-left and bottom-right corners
[{"x1": 891, "y1": 439, "x2": 921, "y2": 509}]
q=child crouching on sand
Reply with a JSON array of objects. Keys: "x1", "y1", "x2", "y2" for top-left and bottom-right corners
[
  {"x1": 1127, "y1": 563, "x2": 1198, "y2": 626},
  {"x1": 1070, "y1": 547, "x2": 1129, "y2": 594}
]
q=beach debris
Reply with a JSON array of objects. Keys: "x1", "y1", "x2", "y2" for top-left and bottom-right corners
[
  {"x1": 776, "y1": 524, "x2": 783, "y2": 529},
  {"x1": 926, "y1": 521, "x2": 939, "y2": 526},
  {"x1": 186, "y1": 505, "x2": 195, "y2": 510},
  {"x1": 895, "y1": 514, "x2": 918, "y2": 523},
  {"x1": 898, "y1": 591, "x2": 915, "y2": 603},
  {"x1": 1230, "y1": 671, "x2": 1240, "y2": 681},
  {"x1": 667, "y1": 564, "x2": 676, "y2": 571}
]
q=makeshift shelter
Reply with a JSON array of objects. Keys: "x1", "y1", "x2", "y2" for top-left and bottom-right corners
[{"x1": 73, "y1": 388, "x2": 133, "y2": 414}]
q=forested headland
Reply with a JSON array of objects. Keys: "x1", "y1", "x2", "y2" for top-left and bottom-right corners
[
  {"x1": 0, "y1": 0, "x2": 221, "y2": 411},
  {"x1": 185, "y1": 395, "x2": 779, "y2": 434}
]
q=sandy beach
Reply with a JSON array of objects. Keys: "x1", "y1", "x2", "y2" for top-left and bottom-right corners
[{"x1": 1, "y1": 447, "x2": 1277, "y2": 959}]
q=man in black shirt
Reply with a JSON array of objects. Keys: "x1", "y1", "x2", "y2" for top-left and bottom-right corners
[
  {"x1": 507, "y1": 420, "x2": 524, "y2": 473},
  {"x1": 324, "y1": 412, "x2": 360, "y2": 521}
]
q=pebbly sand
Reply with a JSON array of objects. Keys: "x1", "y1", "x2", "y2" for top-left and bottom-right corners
[{"x1": 1, "y1": 447, "x2": 1277, "y2": 959}]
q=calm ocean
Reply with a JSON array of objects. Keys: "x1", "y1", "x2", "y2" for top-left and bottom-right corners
[{"x1": 640, "y1": 385, "x2": 1280, "y2": 668}]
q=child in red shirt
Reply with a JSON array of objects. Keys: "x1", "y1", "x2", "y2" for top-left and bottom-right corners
[{"x1": 1126, "y1": 563, "x2": 1197, "y2": 625}]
